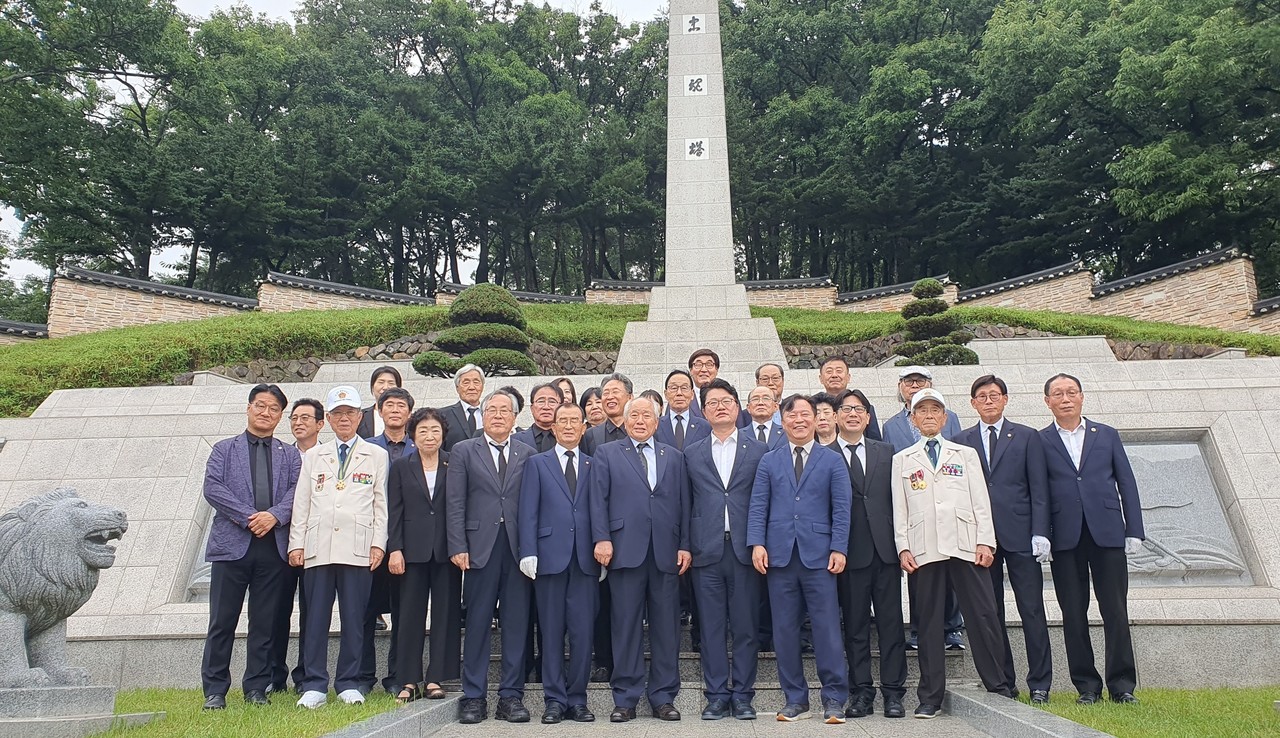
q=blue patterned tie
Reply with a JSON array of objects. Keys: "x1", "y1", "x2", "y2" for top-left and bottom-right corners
[
  {"x1": 338, "y1": 442, "x2": 349, "y2": 468},
  {"x1": 926, "y1": 439, "x2": 939, "y2": 467}
]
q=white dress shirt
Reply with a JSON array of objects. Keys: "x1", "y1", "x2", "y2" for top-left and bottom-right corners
[
  {"x1": 1055, "y1": 419, "x2": 1087, "y2": 468},
  {"x1": 837, "y1": 436, "x2": 866, "y2": 475},
  {"x1": 484, "y1": 433, "x2": 510, "y2": 474},
  {"x1": 555, "y1": 443, "x2": 580, "y2": 478},
  {"x1": 636, "y1": 438, "x2": 657, "y2": 489},
  {"x1": 981, "y1": 417, "x2": 1006, "y2": 463},
  {"x1": 711, "y1": 430, "x2": 738, "y2": 531}
]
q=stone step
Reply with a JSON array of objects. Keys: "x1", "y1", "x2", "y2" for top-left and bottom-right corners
[{"x1": 0, "y1": 686, "x2": 115, "y2": 719}]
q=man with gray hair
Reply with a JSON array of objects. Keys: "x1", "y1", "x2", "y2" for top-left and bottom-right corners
[
  {"x1": 580, "y1": 373, "x2": 633, "y2": 456},
  {"x1": 441, "y1": 364, "x2": 486, "y2": 451},
  {"x1": 447, "y1": 390, "x2": 538, "y2": 723}
]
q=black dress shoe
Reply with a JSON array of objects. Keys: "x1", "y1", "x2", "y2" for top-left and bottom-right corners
[
  {"x1": 1112, "y1": 692, "x2": 1139, "y2": 704},
  {"x1": 495, "y1": 696, "x2": 530, "y2": 723},
  {"x1": 541, "y1": 702, "x2": 565, "y2": 724},
  {"x1": 1076, "y1": 692, "x2": 1101, "y2": 705},
  {"x1": 1030, "y1": 690, "x2": 1050, "y2": 705},
  {"x1": 244, "y1": 689, "x2": 270, "y2": 706},
  {"x1": 653, "y1": 703, "x2": 681, "y2": 721},
  {"x1": 730, "y1": 699, "x2": 756, "y2": 720},
  {"x1": 202, "y1": 694, "x2": 226, "y2": 711},
  {"x1": 914, "y1": 703, "x2": 941, "y2": 719},
  {"x1": 845, "y1": 698, "x2": 872, "y2": 718},
  {"x1": 591, "y1": 666, "x2": 611, "y2": 683},
  {"x1": 265, "y1": 683, "x2": 287, "y2": 696},
  {"x1": 458, "y1": 697, "x2": 487, "y2": 724},
  {"x1": 701, "y1": 699, "x2": 730, "y2": 720},
  {"x1": 610, "y1": 706, "x2": 636, "y2": 722},
  {"x1": 567, "y1": 704, "x2": 595, "y2": 722},
  {"x1": 884, "y1": 700, "x2": 906, "y2": 718}
]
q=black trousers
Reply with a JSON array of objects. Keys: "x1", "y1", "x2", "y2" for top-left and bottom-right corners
[
  {"x1": 914, "y1": 558, "x2": 1010, "y2": 706},
  {"x1": 908, "y1": 573, "x2": 964, "y2": 634},
  {"x1": 1049, "y1": 523, "x2": 1136, "y2": 697},
  {"x1": 300, "y1": 564, "x2": 372, "y2": 694},
  {"x1": 269, "y1": 565, "x2": 307, "y2": 690},
  {"x1": 838, "y1": 559, "x2": 907, "y2": 703},
  {"x1": 991, "y1": 549, "x2": 1052, "y2": 692},
  {"x1": 593, "y1": 578, "x2": 613, "y2": 670},
  {"x1": 394, "y1": 559, "x2": 462, "y2": 687},
  {"x1": 201, "y1": 536, "x2": 289, "y2": 696},
  {"x1": 690, "y1": 543, "x2": 761, "y2": 702},
  {"x1": 460, "y1": 533, "x2": 531, "y2": 700}
]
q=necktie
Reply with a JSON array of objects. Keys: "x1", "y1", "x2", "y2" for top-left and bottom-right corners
[
  {"x1": 252, "y1": 438, "x2": 271, "y2": 511},
  {"x1": 847, "y1": 442, "x2": 864, "y2": 494},
  {"x1": 338, "y1": 441, "x2": 349, "y2": 468},
  {"x1": 564, "y1": 450, "x2": 577, "y2": 498},
  {"x1": 674, "y1": 415, "x2": 686, "y2": 449},
  {"x1": 492, "y1": 442, "x2": 507, "y2": 483},
  {"x1": 988, "y1": 426, "x2": 999, "y2": 468},
  {"x1": 757, "y1": 424, "x2": 767, "y2": 443},
  {"x1": 467, "y1": 407, "x2": 477, "y2": 434},
  {"x1": 926, "y1": 439, "x2": 939, "y2": 467},
  {"x1": 794, "y1": 446, "x2": 805, "y2": 482},
  {"x1": 536, "y1": 428, "x2": 553, "y2": 453},
  {"x1": 636, "y1": 442, "x2": 651, "y2": 485}
]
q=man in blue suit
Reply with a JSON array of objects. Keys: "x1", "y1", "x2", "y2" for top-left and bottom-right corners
[
  {"x1": 957, "y1": 374, "x2": 1053, "y2": 704},
  {"x1": 744, "y1": 386, "x2": 786, "y2": 449},
  {"x1": 748, "y1": 394, "x2": 850, "y2": 724},
  {"x1": 518, "y1": 402, "x2": 598, "y2": 724},
  {"x1": 201, "y1": 384, "x2": 301, "y2": 710},
  {"x1": 590, "y1": 396, "x2": 691, "y2": 723},
  {"x1": 656, "y1": 369, "x2": 711, "y2": 451},
  {"x1": 684, "y1": 378, "x2": 768, "y2": 720},
  {"x1": 1041, "y1": 373, "x2": 1144, "y2": 705}
]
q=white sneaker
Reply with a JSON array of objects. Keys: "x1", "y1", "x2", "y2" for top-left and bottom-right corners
[
  {"x1": 338, "y1": 689, "x2": 366, "y2": 705},
  {"x1": 297, "y1": 690, "x2": 327, "y2": 709}
]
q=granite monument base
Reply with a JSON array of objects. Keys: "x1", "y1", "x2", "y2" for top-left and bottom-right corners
[{"x1": 0, "y1": 685, "x2": 161, "y2": 738}]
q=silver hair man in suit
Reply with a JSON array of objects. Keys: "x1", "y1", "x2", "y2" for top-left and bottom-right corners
[{"x1": 440, "y1": 364, "x2": 486, "y2": 451}]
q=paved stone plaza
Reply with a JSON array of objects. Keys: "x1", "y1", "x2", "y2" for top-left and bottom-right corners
[{"x1": 428, "y1": 717, "x2": 991, "y2": 738}]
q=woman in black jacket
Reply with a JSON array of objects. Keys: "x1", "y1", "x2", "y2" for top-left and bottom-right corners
[{"x1": 387, "y1": 407, "x2": 462, "y2": 702}]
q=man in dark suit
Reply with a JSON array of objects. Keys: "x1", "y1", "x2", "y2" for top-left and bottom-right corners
[
  {"x1": 684, "y1": 378, "x2": 767, "y2": 720},
  {"x1": 357, "y1": 365, "x2": 403, "y2": 439},
  {"x1": 517, "y1": 402, "x2": 599, "y2": 724},
  {"x1": 744, "y1": 386, "x2": 786, "y2": 449},
  {"x1": 446, "y1": 390, "x2": 537, "y2": 724},
  {"x1": 828, "y1": 389, "x2": 906, "y2": 719},
  {"x1": 656, "y1": 369, "x2": 711, "y2": 451},
  {"x1": 200, "y1": 384, "x2": 302, "y2": 710},
  {"x1": 957, "y1": 374, "x2": 1053, "y2": 704},
  {"x1": 748, "y1": 394, "x2": 850, "y2": 724},
  {"x1": 1041, "y1": 373, "x2": 1144, "y2": 705},
  {"x1": 580, "y1": 373, "x2": 631, "y2": 456},
  {"x1": 513, "y1": 383, "x2": 563, "y2": 453},
  {"x1": 686, "y1": 348, "x2": 721, "y2": 419},
  {"x1": 440, "y1": 364, "x2": 486, "y2": 451},
  {"x1": 590, "y1": 396, "x2": 691, "y2": 723},
  {"x1": 817, "y1": 356, "x2": 881, "y2": 441}
]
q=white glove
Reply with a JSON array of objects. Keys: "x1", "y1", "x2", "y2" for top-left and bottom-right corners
[
  {"x1": 1031, "y1": 536, "x2": 1052, "y2": 563},
  {"x1": 519, "y1": 556, "x2": 538, "y2": 580},
  {"x1": 598, "y1": 567, "x2": 608, "y2": 583},
  {"x1": 1124, "y1": 537, "x2": 1144, "y2": 556}
]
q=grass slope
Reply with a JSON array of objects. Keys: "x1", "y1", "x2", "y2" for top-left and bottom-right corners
[
  {"x1": 2, "y1": 304, "x2": 1277, "y2": 419},
  {"x1": 97, "y1": 688, "x2": 398, "y2": 738},
  {"x1": 1038, "y1": 686, "x2": 1280, "y2": 738}
]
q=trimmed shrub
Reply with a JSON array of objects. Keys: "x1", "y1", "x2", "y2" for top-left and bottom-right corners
[
  {"x1": 901, "y1": 298, "x2": 948, "y2": 320},
  {"x1": 412, "y1": 351, "x2": 463, "y2": 378},
  {"x1": 462, "y1": 348, "x2": 539, "y2": 376},
  {"x1": 947, "y1": 329, "x2": 975, "y2": 345},
  {"x1": 895, "y1": 340, "x2": 928, "y2": 358},
  {"x1": 905, "y1": 313, "x2": 960, "y2": 341},
  {"x1": 448, "y1": 283, "x2": 527, "y2": 330},
  {"x1": 896, "y1": 344, "x2": 980, "y2": 366},
  {"x1": 911, "y1": 278, "x2": 945, "y2": 299},
  {"x1": 434, "y1": 323, "x2": 531, "y2": 354}
]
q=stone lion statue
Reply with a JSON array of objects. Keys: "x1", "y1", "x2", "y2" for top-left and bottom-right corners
[{"x1": 0, "y1": 488, "x2": 127, "y2": 688}]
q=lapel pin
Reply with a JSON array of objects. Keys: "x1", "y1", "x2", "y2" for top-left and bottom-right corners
[{"x1": 1091, "y1": 427, "x2": 1097, "y2": 432}]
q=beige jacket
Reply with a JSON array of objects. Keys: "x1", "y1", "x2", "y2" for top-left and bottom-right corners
[
  {"x1": 892, "y1": 437, "x2": 995, "y2": 566},
  {"x1": 289, "y1": 437, "x2": 389, "y2": 568}
]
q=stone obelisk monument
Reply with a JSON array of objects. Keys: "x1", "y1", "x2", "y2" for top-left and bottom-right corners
[{"x1": 613, "y1": 0, "x2": 787, "y2": 376}]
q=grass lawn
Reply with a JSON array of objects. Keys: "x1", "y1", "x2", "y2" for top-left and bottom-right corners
[
  {"x1": 95, "y1": 688, "x2": 399, "y2": 738},
  {"x1": 1037, "y1": 686, "x2": 1280, "y2": 738}
]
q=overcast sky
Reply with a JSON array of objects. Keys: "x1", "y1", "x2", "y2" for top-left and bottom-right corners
[{"x1": 2, "y1": 0, "x2": 667, "y2": 283}]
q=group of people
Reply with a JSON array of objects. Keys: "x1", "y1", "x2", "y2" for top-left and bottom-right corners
[{"x1": 199, "y1": 350, "x2": 1145, "y2": 724}]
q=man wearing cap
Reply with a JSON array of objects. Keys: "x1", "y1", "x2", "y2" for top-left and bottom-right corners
[
  {"x1": 289, "y1": 385, "x2": 389, "y2": 709},
  {"x1": 441, "y1": 364, "x2": 486, "y2": 451},
  {"x1": 892, "y1": 389, "x2": 1012, "y2": 718}
]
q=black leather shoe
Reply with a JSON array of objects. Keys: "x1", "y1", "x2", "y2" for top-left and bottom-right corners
[
  {"x1": 609, "y1": 705, "x2": 636, "y2": 722},
  {"x1": 1076, "y1": 692, "x2": 1101, "y2": 705},
  {"x1": 653, "y1": 703, "x2": 681, "y2": 721},
  {"x1": 495, "y1": 696, "x2": 530, "y2": 723},
  {"x1": 458, "y1": 697, "x2": 487, "y2": 724},
  {"x1": 845, "y1": 698, "x2": 871, "y2": 718},
  {"x1": 701, "y1": 699, "x2": 730, "y2": 720},
  {"x1": 591, "y1": 666, "x2": 611, "y2": 683},
  {"x1": 265, "y1": 683, "x2": 287, "y2": 696},
  {"x1": 567, "y1": 704, "x2": 595, "y2": 722},
  {"x1": 1030, "y1": 690, "x2": 1050, "y2": 705},
  {"x1": 244, "y1": 689, "x2": 270, "y2": 706},
  {"x1": 1112, "y1": 692, "x2": 1139, "y2": 704},
  {"x1": 731, "y1": 699, "x2": 756, "y2": 720},
  {"x1": 541, "y1": 702, "x2": 565, "y2": 724},
  {"x1": 914, "y1": 703, "x2": 941, "y2": 719},
  {"x1": 884, "y1": 700, "x2": 906, "y2": 718},
  {"x1": 203, "y1": 694, "x2": 226, "y2": 711}
]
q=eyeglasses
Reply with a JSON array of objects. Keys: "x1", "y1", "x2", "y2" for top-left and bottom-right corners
[
  {"x1": 666, "y1": 385, "x2": 693, "y2": 393},
  {"x1": 532, "y1": 398, "x2": 561, "y2": 407},
  {"x1": 837, "y1": 405, "x2": 868, "y2": 415},
  {"x1": 250, "y1": 402, "x2": 283, "y2": 414},
  {"x1": 691, "y1": 360, "x2": 717, "y2": 370},
  {"x1": 703, "y1": 398, "x2": 737, "y2": 409},
  {"x1": 289, "y1": 414, "x2": 317, "y2": 422},
  {"x1": 901, "y1": 378, "x2": 929, "y2": 388},
  {"x1": 485, "y1": 407, "x2": 514, "y2": 416},
  {"x1": 973, "y1": 393, "x2": 1006, "y2": 403},
  {"x1": 1049, "y1": 389, "x2": 1082, "y2": 400}
]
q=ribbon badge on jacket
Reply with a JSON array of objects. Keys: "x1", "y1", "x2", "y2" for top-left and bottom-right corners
[{"x1": 910, "y1": 469, "x2": 927, "y2": 490}]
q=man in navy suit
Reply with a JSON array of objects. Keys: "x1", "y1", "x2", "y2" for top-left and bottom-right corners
[
  {"x1": 1041, "y1": 373, "x2": 1144, "y2": 705},
  {"x1": 518, "y1": 402, "x2": 598, "y2": 724},
  {"x1": 201, "y1": 384, "x2": 301, "y2": 710},
  {"x1": 687, "y1": 348, "x2": 721, "y2": 418},
  {"x1": 828, "y1": 389, "x2": 907, "y2": 719},
  {"x1": 957, "y1": 375, "x2": 1053, "y2": 704},
  {"x1": 817, "y1": 356, "x2": 882, "y2": 441},
  {"x1": 748, "y1": 394, "x2": 850, "y2": 724},
  {"x1": 744, "y1": 386, "x2": 786, "y2": 449},
  {"x1": 684, "y1": 379, "x2": 768, "y2": 720},
  {"x1": 590, "y1": 396, "x2": 691, "y2": 723},
  {"x1": 580, "y1": 373, "x2": 631, "y2": 455},
  {"x1": 656, "y1": 370, "x2": 711, "y2": 451},
  {"x1": 446, "y1": 390, "x2": 537, "y2": 724},
  {"x1": 440, "y1": 364, "x2": 486, "y2": 451}
]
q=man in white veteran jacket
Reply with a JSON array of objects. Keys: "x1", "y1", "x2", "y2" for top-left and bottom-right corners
[
  {"x1": 892, "y1": 389, "x2": 1013, "y2": 719},
  {"x1": 289, "y1": 385, "x2": 389, "y2": 709}
]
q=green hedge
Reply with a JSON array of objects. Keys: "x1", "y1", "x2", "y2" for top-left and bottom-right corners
[
  {"x1": 448, "y1": 284, "x2": 527, "y2": 330},
  {"x1": 433, "y1": 322, "x2": 531, "y2": 353}
]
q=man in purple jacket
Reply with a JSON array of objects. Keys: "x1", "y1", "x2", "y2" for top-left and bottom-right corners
[{"x1": 200, "y1": 384, "x2": 302, "y2": 710}]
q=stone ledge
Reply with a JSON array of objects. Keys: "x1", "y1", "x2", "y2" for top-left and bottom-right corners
[
  {"x1": 0, "y1": 686, "x2": 115, "y2": 718},
  {"x1": 945, "y1": 684, "x2": 1115, "y2": 738},
  {"x1": 321, "y1": 696, "x2": 458, "y2": 738}
]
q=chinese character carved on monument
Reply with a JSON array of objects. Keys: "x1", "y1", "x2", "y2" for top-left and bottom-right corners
[
  {"x1": 686, "y1": 139, "x2": 707, "y2": 159},
  {"x1": 685, "y1": 15, "x2": 704, "y2": 34}
]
